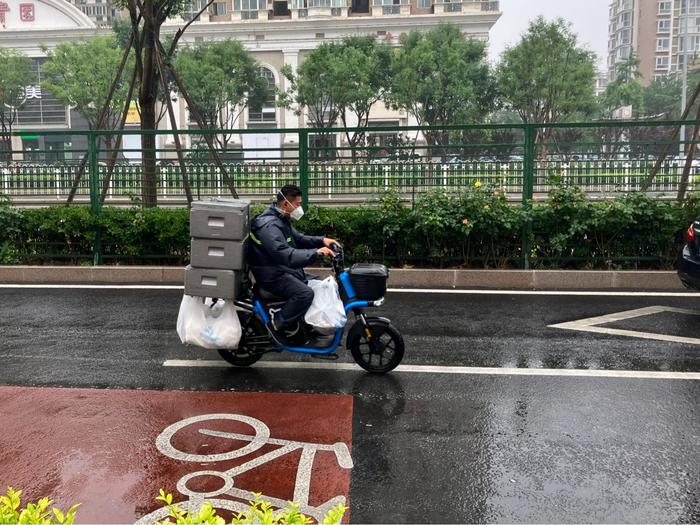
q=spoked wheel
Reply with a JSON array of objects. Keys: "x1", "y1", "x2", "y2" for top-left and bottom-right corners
[
  {"x1": 217, "y1": 311, "x2": 270, "y2": 367},
  {"x1": 348, "y1": 319, "x2": 404, "y2": 373}
]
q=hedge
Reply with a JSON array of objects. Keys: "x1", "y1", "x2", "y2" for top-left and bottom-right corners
[{"x1": 1, "y1": 185, "x2": 698, "y2": 269}]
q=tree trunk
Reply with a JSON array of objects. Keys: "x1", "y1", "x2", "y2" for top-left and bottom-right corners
[{"x1": 140, "y1": 16, "x2": 159, "y2": 208}]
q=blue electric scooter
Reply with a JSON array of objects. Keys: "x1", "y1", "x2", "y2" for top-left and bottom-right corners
[{"x1": 218, "y1": 244, "x2": 405, "y2": 373}]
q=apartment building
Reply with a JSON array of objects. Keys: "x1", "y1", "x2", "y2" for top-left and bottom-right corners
[{"x1": 608, "y1": 0, "x2": 700, "y2": 84}]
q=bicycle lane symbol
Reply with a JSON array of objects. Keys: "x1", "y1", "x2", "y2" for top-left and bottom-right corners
[{"x1": 135, "y1": 413, "x2": 354, "y2": 524}]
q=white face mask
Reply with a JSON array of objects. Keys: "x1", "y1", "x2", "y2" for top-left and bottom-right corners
[
  {"x1": 281, "y1": 194, "x2": 304, "y2": 221},
  {"x1": 289, "y1": 205, "x2": 304, "y2": 221}
]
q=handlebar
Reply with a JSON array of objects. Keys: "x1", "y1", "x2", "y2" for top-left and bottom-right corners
[{"x1": 330, "y1": 243, "x2": 344, "y2": 273}]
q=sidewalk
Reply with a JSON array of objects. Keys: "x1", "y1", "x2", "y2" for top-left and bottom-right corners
[{"x1": 0, "y1": 266, "x2": 686, "y2": 290}]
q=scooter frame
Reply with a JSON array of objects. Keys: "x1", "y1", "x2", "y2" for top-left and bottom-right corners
[{"x1": 235, "y1": 247, "x2": 386, "y2": 356}]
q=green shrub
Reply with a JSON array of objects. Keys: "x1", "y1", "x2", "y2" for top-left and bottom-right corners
[
  {"x1": 0, "y1": 185, "x2": 695, "y2": 269},
  {"x1": 155, "y1": 490, "x2": 346, "y2": 525},
  {"x1": 0, "y1": 487, "x2": 80, "y2": 525}
]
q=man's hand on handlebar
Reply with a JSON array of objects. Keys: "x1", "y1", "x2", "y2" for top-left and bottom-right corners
[
  {"x1": 323, "y1": 237, "x2": 341, "y2": 249},
  {"x1": 316, "y1": 247, "x2": 336, "y2": 258}
]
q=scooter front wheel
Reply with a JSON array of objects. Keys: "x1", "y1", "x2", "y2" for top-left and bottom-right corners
[{"x1": 348, "y1": 319, "x2": 404, "y2": 373}]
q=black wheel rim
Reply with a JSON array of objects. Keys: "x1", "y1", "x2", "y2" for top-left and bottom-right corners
[{"x1": 356, "y1": 327, "x2": 397, "y2": 369}]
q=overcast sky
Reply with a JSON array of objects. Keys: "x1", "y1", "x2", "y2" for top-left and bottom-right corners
[{"x1": 488, "y1": 0, "x2": 610, "y2": 69}]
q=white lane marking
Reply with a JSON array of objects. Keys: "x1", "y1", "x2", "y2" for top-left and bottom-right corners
[
  {"x1": 387, "y1": 289, "x2": 699, "y2": 297},
  {"x1": 0, "y1": 283, "x2": 698, "y2": 297},
  {"x1": 0, "y1": 284, "x2": 184, "y2": 290},
  {"x1": 162, "y1": 359, "x2": 700, "y2": 380},
  {"x1": 549, "y1": 306, "x2": 700, "y2": 346}
]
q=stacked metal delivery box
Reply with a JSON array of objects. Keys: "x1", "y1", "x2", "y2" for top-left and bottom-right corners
[{"x1": 184, "y1": 198, "x2": 251, "y2": 299}]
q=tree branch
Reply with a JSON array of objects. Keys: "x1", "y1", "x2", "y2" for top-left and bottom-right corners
[{"x1": 167, "y1": 0, "x2": 216, "y2": 57}]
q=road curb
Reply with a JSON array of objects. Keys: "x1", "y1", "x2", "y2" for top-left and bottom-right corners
[{"x1": 0, "y1": 266, "x2": 686, "y2": 290}]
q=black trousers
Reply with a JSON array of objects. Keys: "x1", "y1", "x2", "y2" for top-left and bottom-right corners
[{"x1": 260, "y1": 274, "x2": 314, "y2": 328}]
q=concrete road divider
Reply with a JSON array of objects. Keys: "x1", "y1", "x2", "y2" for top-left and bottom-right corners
[{"x1": 0, "y1": 266, "x2": 686, "y2": 291}]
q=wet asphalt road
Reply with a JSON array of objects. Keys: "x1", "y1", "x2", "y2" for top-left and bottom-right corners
[{"x1": 0, "y1": 288, "x2": 698, "y2": 523}]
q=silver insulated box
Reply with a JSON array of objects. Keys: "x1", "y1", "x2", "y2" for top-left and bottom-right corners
[
  {"x1": 186, "y1": 198, "x2": 251, "y2": 298},
  {"x1": 190, "y1": 199, "x2": 251, "y2": 241},
  {"x1": 190, "y1": 237, "x2": 247, "y2": 270},
  {"x1": 184, "y1": 266, "x2": 242, "y2": 299}
]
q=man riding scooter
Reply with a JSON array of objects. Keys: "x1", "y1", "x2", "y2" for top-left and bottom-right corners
[{"x1": 248, "y1": 184, "x2": 339, "y2": 344}]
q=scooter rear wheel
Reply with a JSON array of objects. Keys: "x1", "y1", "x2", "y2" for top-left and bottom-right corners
[
  {"x1": 349, "y1": 320, "x2": 404, "y2": 373},
  {"x1": 217, "y1": 312, "x2": 267, "y2": 367}
]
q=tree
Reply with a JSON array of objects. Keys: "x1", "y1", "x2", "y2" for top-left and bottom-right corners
[
  {"x1": 641, "y1": 70, "x2": 700, "y2": 120},
  {"x1": 281, "y1": 42, "x2": 346, "y2": 158},
  {"x1": 281, "y1": 42, "x2": 345, "y2": 130},
  {"x1": 496, "y1": 17, "x2": 596, "y2": 150},
  {"x1": 281, "y1": 36, "x2": 393, "y2": 159},
  {"x1": 336, "y1": 36, "x2": 392, "y2": 158},
  {"x1": 173, "y1": 39, "x2": 267, "y2": 150},
  {"x1": 600, "y1": 54, "x2": 644, "y2": 117},
  {"x1": 41, "y1": 36, "x2": 133, "y2": 135},
  {"x1": 643, "y1": 75, "x2": 682, "y2": 119},
  {"x1": 388, "y1": 23, "x2": 496, "y2": 149},
  {"x1": 0, "y1": 49, "x2": 33, "y2": 162},
  {"x1": 113, "y1": 0, "x2": 216, "y2": 206}
]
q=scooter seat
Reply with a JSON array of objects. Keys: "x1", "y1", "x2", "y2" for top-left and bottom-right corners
[{"x1": 256, "y1": 287, "x2": 286, "y2": 302}]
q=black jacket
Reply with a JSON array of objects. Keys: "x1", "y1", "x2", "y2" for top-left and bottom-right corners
[{"x1": 248, "y1": 205, "x2": 325, "y2": 284}]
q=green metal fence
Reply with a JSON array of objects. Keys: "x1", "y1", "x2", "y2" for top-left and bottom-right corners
[{"x1": 2, "y1": 120, "x2": 699, "y2": 266}]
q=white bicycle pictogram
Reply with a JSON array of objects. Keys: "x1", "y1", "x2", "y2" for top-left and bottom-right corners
[{"x1": 135, "y1": 413, "x2": 353, "y2": 524}]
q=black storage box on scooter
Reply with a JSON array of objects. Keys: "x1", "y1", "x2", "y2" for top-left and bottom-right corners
[{"x1": 348, "y1": 263, "x2": 388, "y2": 301}]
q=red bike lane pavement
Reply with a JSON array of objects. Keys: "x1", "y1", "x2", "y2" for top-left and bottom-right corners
[{"x1": 0, "y1": 386, "x2": 353, "y2": 523}]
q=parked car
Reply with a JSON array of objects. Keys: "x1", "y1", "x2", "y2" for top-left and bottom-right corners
[{"x1": 677, "y1": 218, "x2": 700, "y2": 290}]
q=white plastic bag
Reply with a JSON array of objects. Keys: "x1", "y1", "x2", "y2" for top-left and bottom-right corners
[
  {"x1": 304, "y1": 277, "x2": 347, "y2": 334},
  {"x1": 176, "y1": 295, "x2": 242, "y2": 349}
]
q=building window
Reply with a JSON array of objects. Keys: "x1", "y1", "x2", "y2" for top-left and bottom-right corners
[
  {"x1": 683, "y1": 35, "x2": 700, "y2": 52},
  {"x1": 682, "y1": 0, "x2": 700, "y2": 14},
  {"x1": 294, "y1": 0, "x2": 346, "y2": 6},
  {"x1": 183, "y1": 0, "x2": 209, "y2": 20},
  {"x1": 656, "y1": 37, "x2": 670, "y2": 51},
  {"x1": 382, "y1": 4, "x2": 399, "y2": 12},
  {"x1": 233, "y1": 0, "x2": 263, "y2": 17},
  {"x1": 656, "y1": 56, "x2": 670, "y2": 69},
  {"x1": 445, "y1": 2, "x2": 461, "y2": 11},
  {"x1": 658, "y1": 19, "x2": 671, "y2": 32},
  {"x1": 619, "y1": 11, "x2": 631, "y2": 26},
  {"x1": 248, "y1": 67, "x2": 276, "y2": 124},
  {"x1": 618, "y1": 46, "x2": 631, "y2": 59},
  {"x1": 480, "y1": 1, "x2": 497, "y2": 10},
  {"x1": 678, "y1": 35, "x2": 700, "y2": 52},
  {"x1": 331, "y1": 6, "x2": 342, "y2": 14},
  {"x1": 658, "y1": 1, "x2": 671, "y2": 14},
  {"x1": 298, "y1": 8, "x2": 308, "y2": 15},
  {"x1": 212, "y1": 2, "x2": 227, "y2": 14},
  {"x1": 372, "y1": 0, "x2": 407, "y2": 6},
  {"x1": 620, "y1": 28, "x2": 631, "y2": 44},
  {"x1": 418, "y1": 0, "x2": 431, "y2": 7}
]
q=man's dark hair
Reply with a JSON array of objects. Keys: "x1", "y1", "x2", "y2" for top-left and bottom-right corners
[{"x1": 277, "y1": 184, "x2": 303, "y2": 204}]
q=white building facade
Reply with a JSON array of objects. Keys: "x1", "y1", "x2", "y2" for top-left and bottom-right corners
[{"x1": 0, "y1": 0, "x2": 500, "y2": 160}]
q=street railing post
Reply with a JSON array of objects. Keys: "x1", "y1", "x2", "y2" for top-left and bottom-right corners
[
  {"x1": 521, "y1": 124, "x2": 535, "y2": 270},
  {"x1": 88, "y1": 132, "x2": 102, "y2": 266},
  {"x1": 299, "y1": 130, "x2": 309, "y2": 210}
]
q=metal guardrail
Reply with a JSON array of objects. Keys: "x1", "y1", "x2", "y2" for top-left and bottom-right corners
[
  {"x1": 2, "y1": 120, "x2": 699, "y2": 266},
  {"x1": 1, "y1": 159, "x2": 696, "y2": 203}
]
